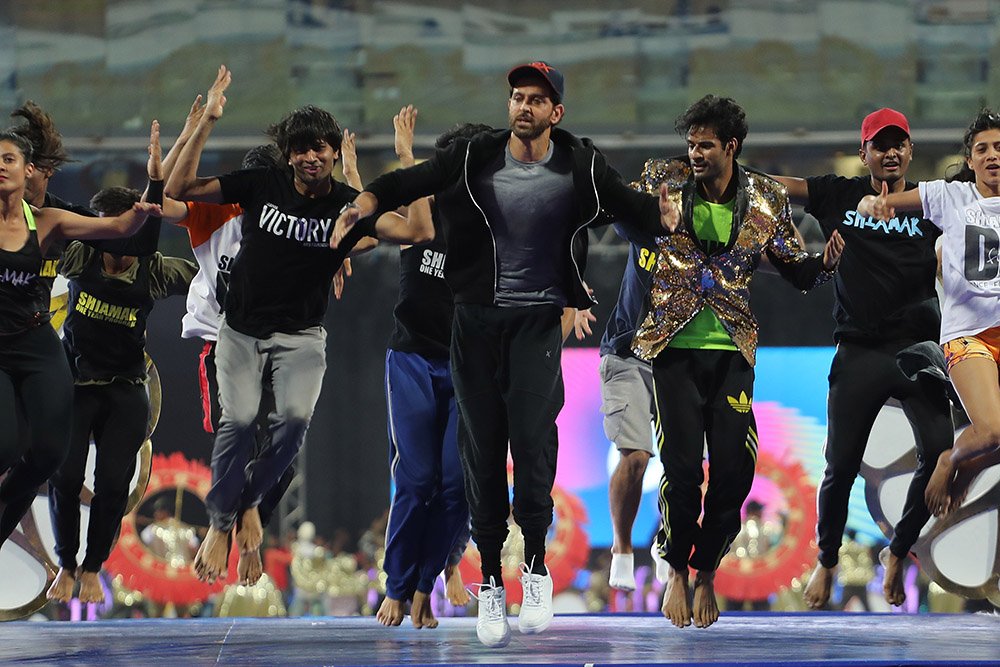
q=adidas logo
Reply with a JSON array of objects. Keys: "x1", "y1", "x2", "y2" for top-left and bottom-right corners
[{"x1": 727, "y1": 391, "x2": 752, "y2": 413}]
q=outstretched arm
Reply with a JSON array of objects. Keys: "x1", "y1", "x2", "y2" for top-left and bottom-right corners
[
  {"x1": 164, "y1": 65, "x2": 231, "y2": 203},
  {"x1": 770, "y1": 175, "x2": 809, "y2": 204},
  {"x1": 766, "y1": 199, "x2": 842, "y2": 291},
  {"x1": 36, "y1": 202, "x2": 162, "y2": 247},
  {"x1": 332, "y1": 106, "x2": 434, "y2": 247},
  {"x1": 857, "y1": 180, "x2": 923, "y2": 221}
]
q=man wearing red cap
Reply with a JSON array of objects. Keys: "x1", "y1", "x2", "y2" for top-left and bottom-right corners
[
  {"x1": 331, "y1": 60, "x2": 676, "y2": 647},
  {"x1": 772, "y1": 108, "x2": 951, "y2": 609}
]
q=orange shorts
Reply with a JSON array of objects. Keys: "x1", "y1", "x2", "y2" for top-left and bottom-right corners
[{"x1": 942, "y1": 326, "x2": 1000, "y2": 372}]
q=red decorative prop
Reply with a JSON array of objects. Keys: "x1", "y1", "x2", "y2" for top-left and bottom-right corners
[
  {"x1": 713, "y1": 451, "x2": 818, "y2": 601},
  {"x1": 104, "y1": 453, "x2": 237, "y2": 606}
]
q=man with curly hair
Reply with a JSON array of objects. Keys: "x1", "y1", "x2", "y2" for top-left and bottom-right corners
[{"x1": 632, "y1": 95, "x2": 844, "y2": 628}]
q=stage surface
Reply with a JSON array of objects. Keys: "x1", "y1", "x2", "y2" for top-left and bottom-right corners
[{"x1": 2, "y1": 612, "x2": 999, "y2": 666}]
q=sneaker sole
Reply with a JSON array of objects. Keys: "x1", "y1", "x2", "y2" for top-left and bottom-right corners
[
  {"x1": 478, "y1": 631, "x2": 511, "y2": 648},
  {"x1": 518, "y1": 616, "x2": 553, "y2": 634}
]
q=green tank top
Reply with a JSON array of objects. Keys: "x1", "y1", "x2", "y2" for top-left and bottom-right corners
[{"x1": 668, "y1": 195, "x2": 738, "y2": 351}]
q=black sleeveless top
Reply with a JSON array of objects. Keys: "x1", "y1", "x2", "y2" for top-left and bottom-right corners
[
  {"x1": 387, "y1": 214, "x2": 453, "y2": 359},
  {"x1": 0, "y1": 202, "x2": 57, "y2": 336},
  {"x1": 62, "y1": 247, "x2": 155, "y2": 383}
]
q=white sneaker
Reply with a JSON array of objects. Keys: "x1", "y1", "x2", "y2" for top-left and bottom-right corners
[
  {"x1": 518, "y1": 561, "x2": 554, "y2": 634},
  {"x1": 472, "y1": 577, "x2": 511, "y2": 648},
  {"x1": 650, "y1": 543, "x2": 670, "y2": 584},
  {"x1": 609, "y1": 552, "x2": 636, "y2": 591}
]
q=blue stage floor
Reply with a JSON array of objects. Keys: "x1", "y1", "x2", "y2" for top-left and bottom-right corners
[{"x1": 2, "y1": 612, "x2": 999, "y2": 666}]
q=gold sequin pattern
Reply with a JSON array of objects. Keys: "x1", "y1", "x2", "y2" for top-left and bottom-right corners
[{"x1": 630, "y1": 158, "x2": 832, "y2": 366}]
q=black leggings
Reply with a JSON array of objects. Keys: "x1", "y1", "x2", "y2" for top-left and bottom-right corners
[
  {"x1": 48, "y1": 381, "x2": 148, "y2": 572},
  {"x1": 817, "y1": 340, "x2": 953, "y2": 568},
  {"x1": 0, "y1": 325, "x2": 74, "y2": 546}
]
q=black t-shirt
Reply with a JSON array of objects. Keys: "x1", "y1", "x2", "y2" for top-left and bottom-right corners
[
  {"x1": 805, "y1": 174, "x2": 941, "y2": 342},
  {"x1": 388, "y1": 214, "x2": 453, "y2": 358},
  {"x1": 62, "y1": 247, "x2": 154, "y2": 382},
  {"x1": 217, "y1": 167, "x2": 360, "y2": 337},
  {"x1": 0, "y1": 206, "x2": 53, "y2": 336}
]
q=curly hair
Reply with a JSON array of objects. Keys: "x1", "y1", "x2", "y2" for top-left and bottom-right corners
[
  {"x1": 675, "y1": 95, "x2": 748, "y2": 159},
  {"x1": 267, "y1": 105, "x2": 343, "y2": 160},
  {"x1": 8, "y1": 101, "x2": 70, "y2": 170}
]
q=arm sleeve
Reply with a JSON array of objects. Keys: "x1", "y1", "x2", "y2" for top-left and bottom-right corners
[
  {"x1": 217, "y1": 168, "x2": 269, "y2": 207},
  {"x1": 594, "y1": 154, "x2": 664, "y2": 237},
  {"x1": 803, "y1": 174, "x2": 841, "y2": 237},
  {"x1": 765, "y1": 197, "x2": 832, "y2": 291},
  {"x1": 365, "y1": 142, "x2": 465, "y2": 219},
  {"x1": 87, "y1": 180, "x2": 164, "y2": 256},
  {"x1": 918, "y1": 180, "x2": 945, "y2": 231},
  {"x1": 149, "y1": 253, "x2": 199, "y2": 299},
  {"x1": 57, "y1": 241, "x2": 96, "y2": 279}
]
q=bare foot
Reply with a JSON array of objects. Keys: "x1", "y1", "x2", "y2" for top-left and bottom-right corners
[
  {"x1": 236, "y1": 507, "x2": 263, "y2": 554},
  {"x1": 237, "y1": 548, "x2": 263, "y2": 586},
  {"x1": 376, "y1": 596, "x2": 406, "y2": 626},
  {"x1": 444, "y1": 564, "x2": 471, "y2": 606},
  {"x1": 803, "y1": 563, "x2": 834, "y2": 609},
  {"x1": 879, "y1": 548, "x2": 906, "y2": 607},
  {"x1": 925, "y1": 450, "x2": 956, "y2": 517},
  {"x1": 692, "y1": 570, "x2": 720, "y2": 628},
  {"x1": 77, "y1": 571, "x2": 104, "y2": 604},
  {"x1": 194, "y1": 525, "x2": 231, "y2": 583},
  {"x1": 47, "y1": 567, "x2": 76, "y2": 603},
  {"x1": 411, "y1": 590, "x2": 439, "y2": 629},
  {"x1": 950, "y1": 449, "x2": 1000, "y2": 513},
  {"x1": 661, "y1": 564, "x2": 691, "y2": 628}
]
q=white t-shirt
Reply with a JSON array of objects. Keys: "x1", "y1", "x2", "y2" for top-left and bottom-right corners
[
  {"x1": 176, "y1": 202, "x2": 244, "y2": 341},
  {"x1": 919, "y1": 179, "x2": 1000, "y2": 343}
]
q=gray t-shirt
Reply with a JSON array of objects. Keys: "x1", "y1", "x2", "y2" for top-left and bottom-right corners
[{"x1": 473, "y1": 141, "x2": 577, "y2": 307}]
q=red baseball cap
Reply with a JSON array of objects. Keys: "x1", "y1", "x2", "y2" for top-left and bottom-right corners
[
  {"x1": 860, "y1": 108, "x2": 910, "y2": 146},
  {"x1": 507, "y1": 61, "x2": 565, "y2": 101}
]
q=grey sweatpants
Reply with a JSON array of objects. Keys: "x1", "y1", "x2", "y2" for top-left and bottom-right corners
[{"x1": 205, "y1": 321, "x2": 326, "y2": 531}]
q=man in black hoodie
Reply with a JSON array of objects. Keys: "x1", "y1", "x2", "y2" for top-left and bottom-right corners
[{"x1": 331, "y1": 61, "x2": 675, "y2": 647}]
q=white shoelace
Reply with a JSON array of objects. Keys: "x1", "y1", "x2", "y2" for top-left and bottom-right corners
[
  {"x1": 520, "y1": 561, "x2": 542, "y2": 606},
  {"x1": 470, "y1": 580, "x2": 506, "y2": 621}
]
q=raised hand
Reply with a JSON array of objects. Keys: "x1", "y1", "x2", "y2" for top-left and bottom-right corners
[
  {"x1": 340, "y1": 129, "x2": 362, "y2": 189},
  {"x1": 871, "y1": 179, "x2": 895, "y2": 221},
  {"x1": 205, "y1": 65, "x2": 231, "y2": 122},
  {"x1": 178, "y1": 95, "x2": 205, "y2": 143},
  {"x1": 823, "y1": 229, "x2": 845, "y2": 270},
  {"x1": 659, "y1": 182, "x2": 680, "y2": 232},
  {"x1": 859, "y1": 180, "x2": 895, "y2": 221},
  {"x1": 147, "y1": 120, "x2": 162, "y2": 180},
  {"x1": 393, "y1": 105, "x2": 417, "y2": 165}
]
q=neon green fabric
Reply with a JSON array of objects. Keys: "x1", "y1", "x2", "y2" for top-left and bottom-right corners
[{"x1": 668, "y1": 196, "x2": 738, "y2": 350}]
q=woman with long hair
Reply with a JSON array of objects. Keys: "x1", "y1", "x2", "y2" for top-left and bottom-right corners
[{"x1": 0, "y1": 130, "x2": 160, "y2": 550}]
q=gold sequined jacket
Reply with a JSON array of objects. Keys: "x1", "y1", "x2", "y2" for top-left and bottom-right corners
[{"x1": 631, "y1": 159, "x2": 833, "y2": 366}]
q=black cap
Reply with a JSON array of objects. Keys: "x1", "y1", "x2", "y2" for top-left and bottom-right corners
[{"x1": 507, "y1": 61, "x2": 565, "y2": 101}]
